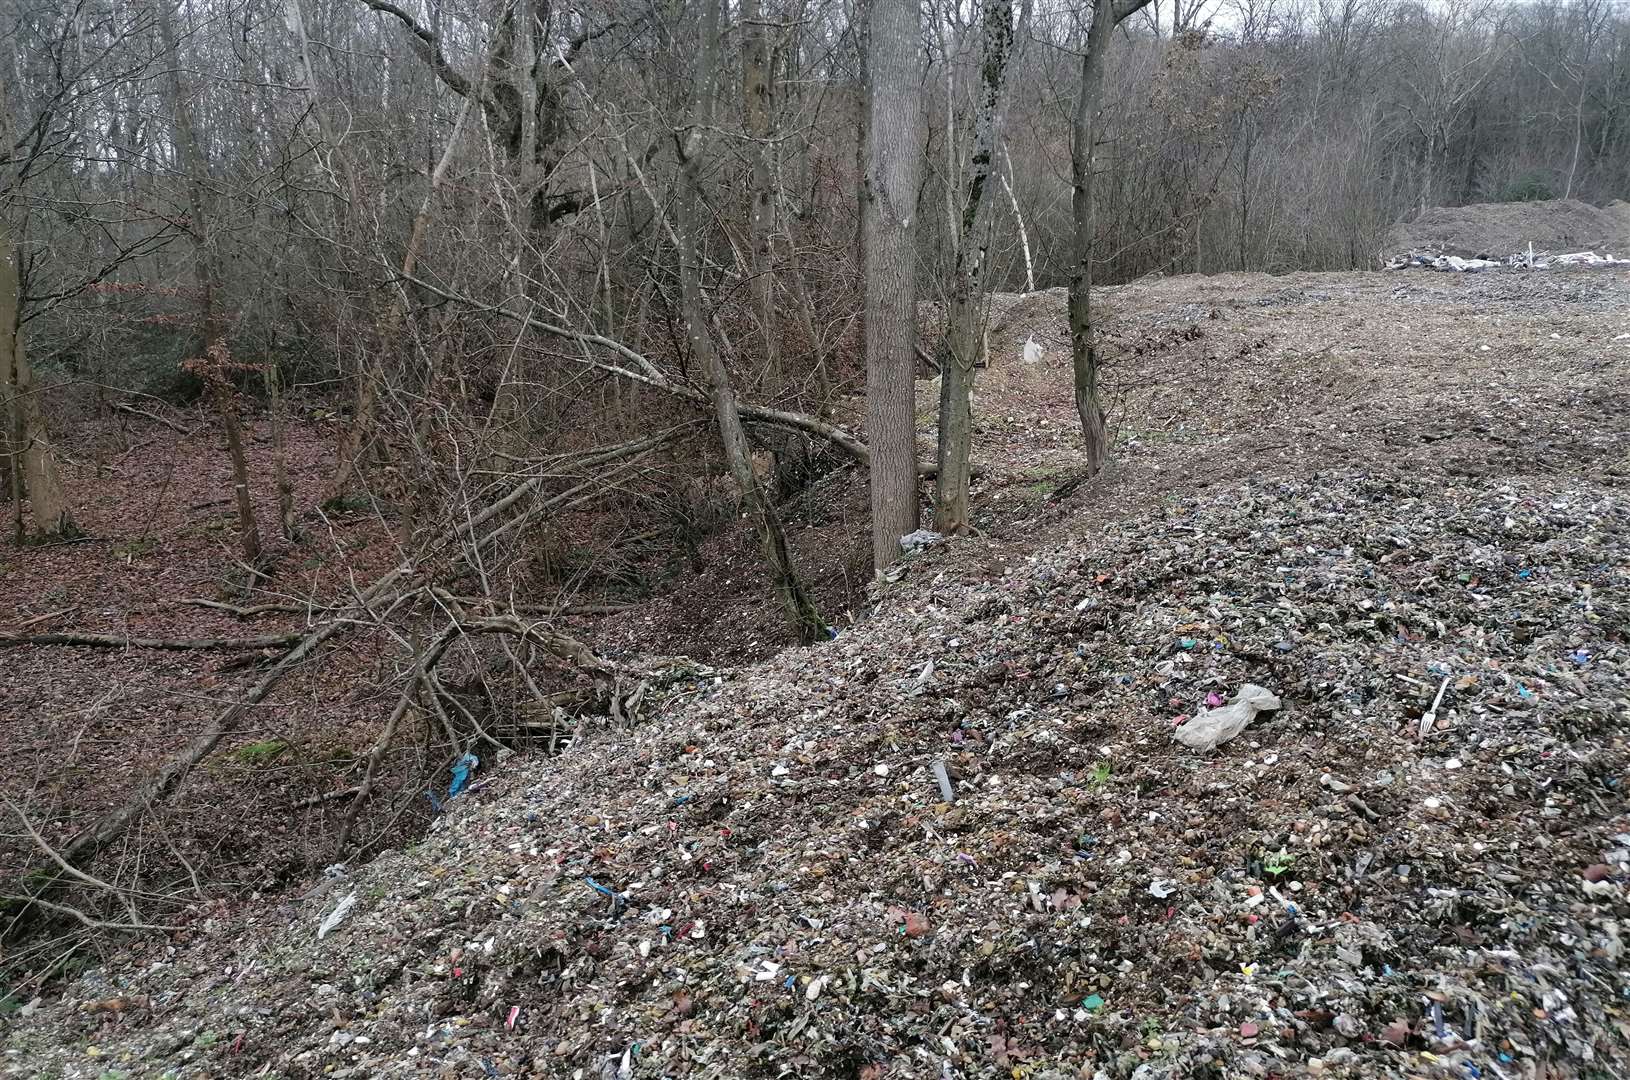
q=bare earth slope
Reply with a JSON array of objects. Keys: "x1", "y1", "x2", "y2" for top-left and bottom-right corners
[{"x1": 5, "y1": 268, "x2": 1629, "y2": 1079}]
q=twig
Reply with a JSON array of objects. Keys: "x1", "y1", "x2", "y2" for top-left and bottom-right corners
[
  {"x1": 337, "y1": 626, "x2": 460, "y2": 850},
  {"x1": 14, "y1": 536, "x2": 106, "y2": 552},
  {"x1": 0, "y1": 791, "x2": 156, "y2": 932},
  {"x1": 0, "y1": 894, "x2": 180, "y2": 933},
  {"x1": 174, "y1": 597, "x2": 314, "y2": 617},
  {"x1": 0, "y1": 631, "x2": 302, "y2": 651},
  {"x1": 13, "y1": 607, "x2": 75, "y2": 629},
  {"x1": 289, "y1": 786, "x2": 363, "y2": 810}
]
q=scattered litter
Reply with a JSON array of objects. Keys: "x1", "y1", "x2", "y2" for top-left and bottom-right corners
[
  {"x1": 899, "y1": 529, "x2": 944, "y2": 554},
  {"x1": 448, "y1": 752, "x2": 479, "y2": 798},
  {"x1": 1174, "y1": 683, "x2": 1282, "y2": 750},
  {"x1": 11, "y1": 281, "x2": 1630, "y2": 1078},
  {"x1": 1417, "y1": 673, "x2": 1451, "y2": 738},
  {"x1": 1387, "y1": 248, "x2": 1626, "y2": 272},
  {"x1": 316, "y1": 892, "x2": 356, "y2": 940}
]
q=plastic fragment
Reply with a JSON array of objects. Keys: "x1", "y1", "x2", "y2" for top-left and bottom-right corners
[
  {"x1": 317, "y1": 892, "x2": 356, "y2": 940},
  {"x1": 1174, "y1": 684, "x2": 1282, "y2": 750}
]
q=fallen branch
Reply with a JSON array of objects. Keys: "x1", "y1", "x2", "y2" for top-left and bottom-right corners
[
  {"x1": 443, "y1": 597, "x2": 634, "y2": 617},
  {"x1": 0, "y1": 631, "x2": 302, "y2": 651},
  {"x1": 401, "y1": 273, "x2": 879, "y2": 466},
  {"x1": 1, "y1": 564, "x2": 412, "y2": 942},
  {"x1": 337, "y1": 626, "x2": 459, "y2": 851},
  {"x1": 458, "y1": 613, "x2": 619, "y2": 676},
  {"x1": 13, "y1": 607, "x2": 75, "y2": 630},
  {"x1": 288, "y1": 786, "x2": 363, "y2": 810},
  {"x1": 112, "y1": 401, "x2": 192, "y2": 434},
  {"x1": 3, "y1": 427, "x2": 651, "y2": 937},
  {"x1": 174, "y1": 598, "x2": 314, "y2": 618},
  {"x1": 0, "y1": 894, "x2": 182, "y2": 934}
]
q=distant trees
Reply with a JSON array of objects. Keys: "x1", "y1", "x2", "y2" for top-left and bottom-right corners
[
  {"x1": 153, "y1": 0, "x2": 263, "y2": 570},
  {"x1": 1, "y1": 0, "x2": 1625, "y2": 552}
]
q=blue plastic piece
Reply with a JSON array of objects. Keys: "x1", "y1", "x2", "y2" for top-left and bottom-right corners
[{"x1": 449, "y1": 752, "x2": 479, "y2": 797}]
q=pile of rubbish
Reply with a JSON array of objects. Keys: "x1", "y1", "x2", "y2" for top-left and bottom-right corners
[
  {"x1": 1386, "y1": 248, "x2": 1625, "y2": 272},
  {"x1": 6, "y1": 464, "x2": 1625, "y2": 1079},
  {"x1": 1386, "y1": 198, "x2": 1630, "y2": 264}
]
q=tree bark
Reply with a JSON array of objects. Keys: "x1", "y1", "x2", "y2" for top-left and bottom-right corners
[
  {"x1": 863, "y1": 0, "x2": 923, "y2": 570},
  {"x1": 678, "y1": 0, "x2": 824, "y2": 642},
  {"x1": 1069, "y1": 0, "x2": 1149, "y2": 477},
  {"x1": 742, "y1": 0, "x2": 780, "y2": 391},
  {"x1": 0, "y1": 217, "x2": 76, "y2": 541},
  {"x1": 937, "y1": 0, "x2": 1024, "y2": 536}
]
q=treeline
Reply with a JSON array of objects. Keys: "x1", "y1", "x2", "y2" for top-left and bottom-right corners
[{"x1": 4, "y1": 0, "x2": 1623, "y2": 406}]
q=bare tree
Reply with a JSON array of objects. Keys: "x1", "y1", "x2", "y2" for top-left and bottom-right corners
[
  {"x1": 742, "y1": 0, "x2": 781, "y2": 390},
  {"x1": 936, "y1": 0, "x2": 1028, "y2": 535},
  {"x1": 864, "y1": 0, "x2": 923, "y2": 569},
  {"x1": 678, "y1": 0, "x2": 825, "y2": 640},
  {"x1": 0, "y1": 216, "x2": 74, "y2": 540},
  {"x1": 153, "y1": 0, "x2": 263, "y2": 569},
  {"x1": 1069, "y1": 0, "x2": 1155, "y2": 476},
  {"x1": 1392, "y1": 0, "x2": 1507, "y2": 213}
]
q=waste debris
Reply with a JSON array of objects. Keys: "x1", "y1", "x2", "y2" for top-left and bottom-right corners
[
  {"x1": 1386, "y1": 248, "x2": 1626, "y2": 271},
  {"x1": 1172, "y1": 682, "x2": 1281, "y2": 750},
  {"x1": 9, "y1": 465, "x2": 1624, "y2": 1079}
]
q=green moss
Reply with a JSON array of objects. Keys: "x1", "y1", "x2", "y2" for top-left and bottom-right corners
[{"x1": 228, "y1": 739, "x2": 290, "y2": 766}]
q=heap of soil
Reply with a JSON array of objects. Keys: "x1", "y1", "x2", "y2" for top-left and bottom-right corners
[{"x1": 1388, "y1": 198, "x2": 1630, "y2": 259}]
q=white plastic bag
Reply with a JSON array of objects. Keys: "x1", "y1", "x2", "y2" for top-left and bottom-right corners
[
  {"x1": 1174, "y1": 684, "x2": 1281, "y2": 751},
  {"x1": 317, "y1": 891, "x2": 356, "y2": 939},
  {"x1": 1022, "y1": 335, "x2": 1044, "y2": 364}
]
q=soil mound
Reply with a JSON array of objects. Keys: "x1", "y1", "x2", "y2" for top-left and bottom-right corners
[{"x1": 1389, "y1": 198, "x2": 1630, "y2": 259}]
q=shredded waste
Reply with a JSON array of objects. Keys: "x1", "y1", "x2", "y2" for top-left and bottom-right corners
[{"x1": 6, "y1": 468, "x2": 1625, "y2": 1079}]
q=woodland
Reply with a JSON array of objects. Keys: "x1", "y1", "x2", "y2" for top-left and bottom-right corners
[{"x1": 1, "y1": 0, "x2": 1628, "y2": 999}]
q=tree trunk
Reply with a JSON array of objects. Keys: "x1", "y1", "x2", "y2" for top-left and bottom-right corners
[
  {"x1": 156, "y1": 0, "x2": 263, "y2": 567},
  {"x1": 1068, "y1": 0, "x2": 1123, "y2": 478},
  {"x1": 936, "y1": 0, "x2": 1023, "y2": 536},
  {"x1": 1419, "y1": 130, "x2": 1436, "y2": 214},
  {"x1": 742, "y1": 0, "x2": 780, "y2": 391},
  {"x1": 0, "y1": 218, "x2": 76, "y2": 541},
  {"x1": 863, "y1": 0, "x2": 923, "y2": 570},
  {"x1": 679, "y1": 0, "x2": 824, "y2": 642}
]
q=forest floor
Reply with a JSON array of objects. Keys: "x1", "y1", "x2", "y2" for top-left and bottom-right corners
[{"x1": 2, "y1": 265, "x2": 1629, "y2": 1078}]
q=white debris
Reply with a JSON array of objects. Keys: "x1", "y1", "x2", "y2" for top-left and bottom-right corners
[{"x1": 317, "y1": 892, "x2": 357, "y2": 939}]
